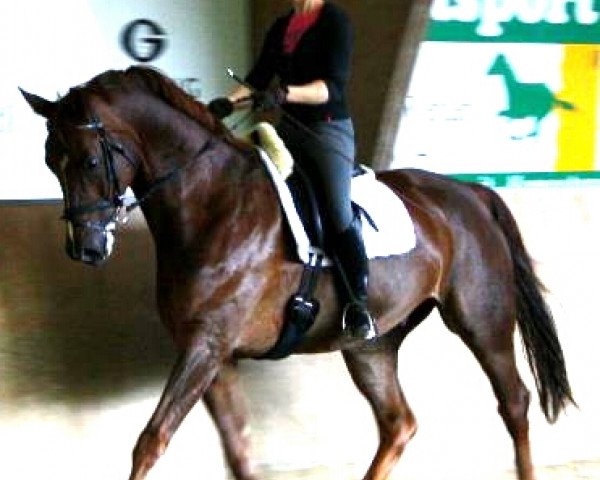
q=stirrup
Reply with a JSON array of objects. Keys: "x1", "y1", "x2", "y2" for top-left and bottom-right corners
[{"x1": 342, "y1": 302, "x2": 378, "y2": 340}]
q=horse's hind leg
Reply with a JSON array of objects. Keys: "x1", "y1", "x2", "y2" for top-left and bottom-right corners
[
  {"x1": 440, "y1": 295, "x2": 535, "y2": 480},
  {"x1": 342, "y1": 338, "x2": 417, "y2": 480},
  {"x1": 203, "y1": 363, "x2": 257, "y2": 480}
]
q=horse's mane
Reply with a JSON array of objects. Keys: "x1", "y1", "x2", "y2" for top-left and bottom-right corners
[{"x1": 80, "y1": 66, "x2": 250, "y2": 151}]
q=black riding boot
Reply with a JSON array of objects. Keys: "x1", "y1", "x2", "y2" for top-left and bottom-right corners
[{"x1": 334, "y1": 216, "x2": 378, "y2": 340}]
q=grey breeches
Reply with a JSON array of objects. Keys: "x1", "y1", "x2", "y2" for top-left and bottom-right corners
[{"x1": 276, "y1": 117, "x2": 356, "y2": 234}]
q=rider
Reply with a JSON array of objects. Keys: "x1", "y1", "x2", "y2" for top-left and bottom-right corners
[{"x1": 208, "y1": 0, "x2": 377, "y2": 340}]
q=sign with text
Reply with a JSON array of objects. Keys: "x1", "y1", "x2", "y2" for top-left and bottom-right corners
[{"x1": 392, "y1": 0, "x2": 600, "y2": 186}]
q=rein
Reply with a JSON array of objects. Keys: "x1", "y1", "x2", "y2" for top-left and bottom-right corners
[{"x1": 121, "y1": 139, "x2": 213, "y2": 214}]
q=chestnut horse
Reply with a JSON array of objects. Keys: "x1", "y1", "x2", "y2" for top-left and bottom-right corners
[{"x1": 21, "y1": 66, "x2": 574, "y2": 480}]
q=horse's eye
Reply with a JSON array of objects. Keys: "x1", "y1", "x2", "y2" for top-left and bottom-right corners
[{"x1": 86, "y1": 157, "x2": 100, "y2": 170}]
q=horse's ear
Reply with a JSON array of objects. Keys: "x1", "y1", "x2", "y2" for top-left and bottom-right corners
[{"x1": 19, "y1": 88, "x2": 56, "y2": 119}]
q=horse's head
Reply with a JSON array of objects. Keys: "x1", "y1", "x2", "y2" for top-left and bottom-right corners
[
  {"x1": 487, "y1": 53, "x2": 510, "y2": 76},
  {"x1": 20, "y1": 87, "x2": 138, "y2": 266},
  {"x1": 21, "y1": 67, "x2": 243, "y2": 265}
]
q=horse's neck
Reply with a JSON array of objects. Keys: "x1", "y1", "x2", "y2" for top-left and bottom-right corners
[
  {"x1": 132, "y1": 119, "x2": 274, "y2": 256},
  {"x1": 499, "y1": 65, "x2": 518, "y2": 88}
]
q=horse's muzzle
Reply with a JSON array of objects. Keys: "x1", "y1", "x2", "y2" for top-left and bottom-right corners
[{"x1": 65, "y1": 220, "x2": 116, "y2": 266}]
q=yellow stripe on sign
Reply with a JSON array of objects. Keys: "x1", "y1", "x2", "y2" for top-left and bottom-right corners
[{"x1": 555, "y1": 45, "x2": 599, "y2": 172}]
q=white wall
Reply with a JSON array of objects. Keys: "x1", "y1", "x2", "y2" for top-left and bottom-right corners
[{"x1": 0, "y1": 0, "x2": 250, "y2": 199}]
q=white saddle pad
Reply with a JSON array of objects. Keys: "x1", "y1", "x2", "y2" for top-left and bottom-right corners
[{"x1": 258, "y1": 148, "x2": 416, "y2": 265}]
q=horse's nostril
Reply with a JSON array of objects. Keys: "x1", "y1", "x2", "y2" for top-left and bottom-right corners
[{"x1": 81, "y1": 248, "x2": 105, "y2": 266}]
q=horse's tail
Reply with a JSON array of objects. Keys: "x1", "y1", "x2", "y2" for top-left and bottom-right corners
[
  {"x1": 555, "y1": 98, "x2": 576, "y2": 111},
  {"x1": 470, "y1": 183, "x2": 576, "y2": 423}
]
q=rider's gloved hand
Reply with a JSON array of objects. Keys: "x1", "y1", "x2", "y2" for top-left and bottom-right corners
[
  {"x1": 207, "y1": 97, "x2": 234, "y2": 120},
  {"x1": 252, "y1": 85, "x2": 288, "y2": 112}
]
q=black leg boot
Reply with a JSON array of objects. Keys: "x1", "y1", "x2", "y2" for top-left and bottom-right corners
[{"x1": 333, "y1": 215, "x2": 378, "y2": 340}]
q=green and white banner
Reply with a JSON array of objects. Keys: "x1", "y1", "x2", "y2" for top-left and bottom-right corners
[{"x1": 392, "y1": 0, "x2": 600, "y2": 186}]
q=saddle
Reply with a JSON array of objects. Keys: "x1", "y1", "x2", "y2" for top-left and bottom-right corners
[{"x1": 249, "y1": 122, "x2": 370, "y2": 251}]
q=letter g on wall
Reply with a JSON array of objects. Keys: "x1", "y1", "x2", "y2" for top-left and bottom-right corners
[{"x1": 121, "y1": 19, "x2": 167, "y2": 63}]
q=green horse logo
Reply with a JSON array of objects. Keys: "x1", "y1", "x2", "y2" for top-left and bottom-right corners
[{"x1": 487, "y1": 53, "x2": 575, "y2": 138}]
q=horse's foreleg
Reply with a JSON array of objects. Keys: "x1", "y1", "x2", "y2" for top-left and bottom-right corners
[
  {"x1": 342, "y1": 343, "x2": 417, "y2": 480},
  {"x1": 203, "y1": 363, "x2": 258, "y2": 480},
  {"x1": 129, "y1": 341, "x2": 220, "y2": 480}
]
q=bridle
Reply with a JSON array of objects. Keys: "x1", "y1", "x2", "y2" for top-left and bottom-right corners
[
  {"x1": 60, "y1": 117, "x2": 134, "y2": 227},
  {"x1": 59, "y1": 116, "x2": 214, "y2": 228}
]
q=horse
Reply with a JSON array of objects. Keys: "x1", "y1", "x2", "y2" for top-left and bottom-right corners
[
  {"x1": 487, "y1": 53, "x2": 575, "y2": 138},
  {"x1": 20, "y1": 66, "x2": 574, "y2": 480}
]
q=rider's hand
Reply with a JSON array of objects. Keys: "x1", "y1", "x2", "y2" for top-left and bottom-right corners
[
  {"x1": 252, "y1": 85, "x2": 288, "y2": 112},
  {"x1": 208, "y1": 97, "x2": 234, "y2": 120}
]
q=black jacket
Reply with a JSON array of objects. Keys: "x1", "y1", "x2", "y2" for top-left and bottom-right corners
[{"x1": 245, "y1": 2, "x2": 353, "y2": 123}]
